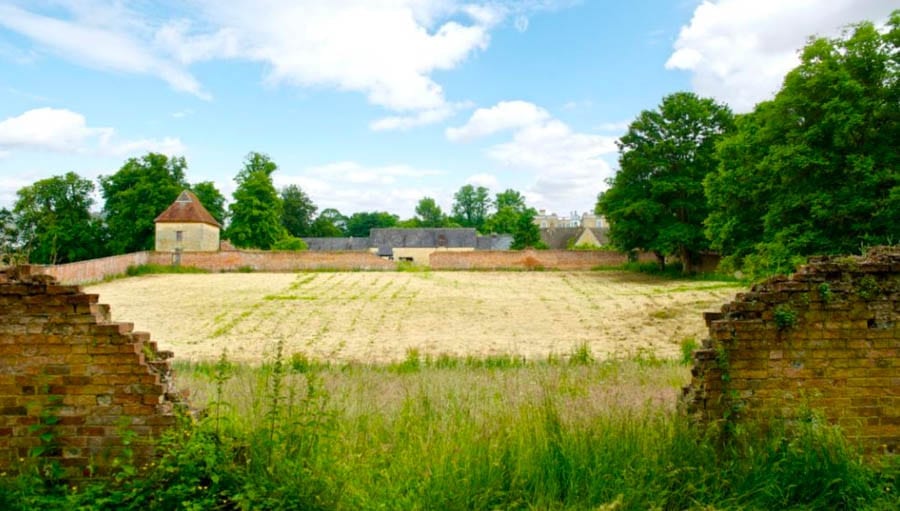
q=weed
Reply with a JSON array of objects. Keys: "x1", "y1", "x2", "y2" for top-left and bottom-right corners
[
  {"x1": 818, "y1": 282, "x2": 833, "y2": 303},
  {"x1": 774, "y1": 305, "x2": 797, "y2": 330},
  {"x1": 569, "y1": 342, "x2": 594, "y2": 365},
  {"x1": 680, "y1": 337, "x2": 699, "y2": 365}
]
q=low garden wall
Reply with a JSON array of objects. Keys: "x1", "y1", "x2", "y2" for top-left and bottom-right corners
[
  {"x1": 429, "y1": 249, "x2": 657, "y2": 270},
  {"x1": 0, "y1": 266, "x2": 179, "y2": 477},
  {"x1": 683, "y1": 247, "x2": 899, "y2": 454}
]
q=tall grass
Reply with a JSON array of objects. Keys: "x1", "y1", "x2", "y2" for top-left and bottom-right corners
[{"x1": 2, "y1": 355, "x2": 896, "y2": 510}]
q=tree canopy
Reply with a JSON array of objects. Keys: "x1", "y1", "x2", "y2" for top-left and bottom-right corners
[
  {"x1": 452, "y1": 185, "x2": 490, "y2": 231},
  {"x1": 346, "y1": 211, "x2": 398, "y2": 238},
  {"x1": 191, "y1": 181, "x2": 227, "y2": 226},
  {"x1": 705, "y1": 12, "x2": 900, "y2": 276},
  {"x1": 100, "y1": 153, "x2": 188, "y2": 254},
  {"x1": 14, "y1": 172, "x2": 103, "y2": 264},
  {"x1": 597, "y1": 92, "x2": 734, "y2": 270},
  {"x1": 311, "y1": 208, "x2": 348, "y2": 237},
  {"x1": 281, "y1": 185, "x2": 318, "y2": 237},
  {"x1": 414, "y1": 197, "x2": 448, "y2": 228},
  {"x1": 225, "y1": 152, "x2": 286, "y2": 249}
]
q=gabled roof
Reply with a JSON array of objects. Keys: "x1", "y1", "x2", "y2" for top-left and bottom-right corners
[{"x1": 154, "y1": 190, "x2": 220, "y2": 227}]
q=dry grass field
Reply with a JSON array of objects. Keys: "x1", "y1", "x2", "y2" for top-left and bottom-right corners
[{"x1": 85, "y1": 270, "x2": 744, "y2": 363}]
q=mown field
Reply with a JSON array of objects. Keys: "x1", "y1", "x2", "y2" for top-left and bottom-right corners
[{"x1": 85, "y1": 270, "x2": 744, "y2": 363}]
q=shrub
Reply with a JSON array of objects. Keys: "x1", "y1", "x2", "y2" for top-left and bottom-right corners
[{"x1": 271, "y1": 236, "x2": 308, "y2": 251}]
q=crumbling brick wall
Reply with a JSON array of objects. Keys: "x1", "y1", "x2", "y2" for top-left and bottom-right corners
[
  {"x1": 0, "y1": 266, "x2": 178, "y2": 476},
  {"x1": 684, "y1": 247, "x2": 899, "y2": 453}
]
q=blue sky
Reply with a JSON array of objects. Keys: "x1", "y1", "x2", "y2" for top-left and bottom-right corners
[{"x1": 0, "y1": 0, "x2": 895, "y2": 219}]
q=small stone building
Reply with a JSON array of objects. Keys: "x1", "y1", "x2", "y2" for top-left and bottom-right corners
[{"x1": 154, "y1": 190, "x2": 220, "y2": 252}]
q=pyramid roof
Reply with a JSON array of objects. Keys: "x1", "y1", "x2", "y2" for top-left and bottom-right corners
[{"x1": 154, "y1": 190, "x2": 220, "y2": 227}]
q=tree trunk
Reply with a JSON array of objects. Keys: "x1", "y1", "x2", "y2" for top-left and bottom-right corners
[
  {"x1": 654, "y1": 251, "x2": 666, "y2": 272},
  {"x1": 679, "y1": 245, "x2": 693, "y2": 275}
]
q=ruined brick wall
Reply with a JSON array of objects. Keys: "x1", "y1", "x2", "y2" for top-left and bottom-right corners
[
  {"x1": 0, "y1": 266, "x2": 178, "y2": 476},
  {"x1": 684, "y1": 247, "x2": 899, "y2": 453},
  {"x1": 429, "y1": 249, "x2": 657, "y2": 270}
]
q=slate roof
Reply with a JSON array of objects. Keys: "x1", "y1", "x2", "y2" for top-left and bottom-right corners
[
  {"x1": 154, "y1": 190, "x2": 220, "y2": 227},
  {"x1": 476, "y1": 234, "x2": 514, "y2": 250},
  {"x1": 302, "y1": 237, "x2": 371, "y2": 251},
  {"x1": 369, "y1": 228, "x2": 477, "y2": 248}
]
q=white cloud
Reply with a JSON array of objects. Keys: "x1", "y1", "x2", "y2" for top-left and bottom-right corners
[
  {"x1": 448, "y1": 101, "x2": 618, "y2": 213},
  {"x1": 0, "y1": 3, "x2": 209, "y2": 99},
  {"x1": 466, "y1": 173, "x2": 499, "y2": 188},
  {"x1": 370, "y1": 102, "x2": 469, "y2": 131},
  {"x1": 514, "y1": 15, "x2": 530, "y2": 32},
  {"x1": 445, "y1": 100, "x2": 551, "y2": 141},
  {"x1": 274, "y1": 161, "x2": 448, "y2": 216},
  {"x1": 0, "y1": 108, "x2": 185, "y2": 157},
  {"x1": 667, "y1": 0, "x2": 897, "y2": 112},
  {"x1": 1, "y1": 1, "x2": 573, "y2": 124}
]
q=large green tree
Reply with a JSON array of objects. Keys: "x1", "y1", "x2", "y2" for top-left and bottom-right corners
[
  {"x1": 281, "y1": 185, "x2": 318, "y2": 237},
  {"x1": 706, "y1": 13, "x2": 900, "y2": 275},
  {"x1": 310, "y1": 208, "x2": 348, "y2": 237},
  {"x1": 485, "y1": 189, "x2": 527, "y2": 234},
  {"x1": 414, "y1": 197, "x2": 448, "y2": 227},
  {"x1": 510, "y1": 208, "x2": 543, "y2": 249},
  {"x1": 100, "y1": 153, "x2": 188, "y2": 254},
  {"x1": 14, "y1": 172, "x2": 103, "y2": 264},
  {"x1": 452, "y1": 184, "x2": 490, "y2": 231},
  {"x1": 226, "y1": 152, "x2": 286, "y2": 249},
  {"x1": 597, "y1": 92, "x2": 734, "y2": 271},
  {"x1": 191, "y1": 181, "x2": 227, "y2": 226},
  {"x1": 346, "y1": 211, "x2": 398, "y2": 238}
]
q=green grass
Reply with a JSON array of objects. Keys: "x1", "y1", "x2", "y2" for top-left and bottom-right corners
[
  {"x1": 124, "y1": 263, "x2": 209, "y2": 276},
  {"x1": 3, "y1": 353, "x2": 896, "y2": 510}
]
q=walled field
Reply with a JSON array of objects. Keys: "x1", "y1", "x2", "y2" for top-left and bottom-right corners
[{"x1": 85, "y1": 271, "x2": 744, "y2": 363}]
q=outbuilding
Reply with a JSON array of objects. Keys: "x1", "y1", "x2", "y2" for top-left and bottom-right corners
[{"x1": 154, "y1": 190, "x2": 220, "y2": 252}]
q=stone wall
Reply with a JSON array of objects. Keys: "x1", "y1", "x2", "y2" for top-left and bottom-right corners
[
  {"x1": 684, "y1": 247, "x2": 899, "y2": 453},
  {"x1": 0, "y1": 266, "x2": 178, "y2": 476},
  {"x1": 429, "y1": 249, "x2": 657, "y2": 270}
]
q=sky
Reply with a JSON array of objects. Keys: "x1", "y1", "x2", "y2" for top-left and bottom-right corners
[{"x1": 0, "y1": 0, "x2": 896, "y2": 220}]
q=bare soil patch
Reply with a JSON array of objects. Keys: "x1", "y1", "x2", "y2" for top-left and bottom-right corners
[{"x1": 86, "y1": 271, "x2": 743, "y2": 363}]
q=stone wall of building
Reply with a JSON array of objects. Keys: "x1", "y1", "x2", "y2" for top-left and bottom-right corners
[
  {"x1": 0, "y1": 266, "x2": 179, "y2": 476},
  {"x1": 683, "y1": 247, "x2": 899, "y2": 453}
]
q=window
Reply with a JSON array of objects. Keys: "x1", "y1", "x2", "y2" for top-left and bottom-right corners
[{"x1": 175, "y1": 230, "x2": 183, "y2": 242}]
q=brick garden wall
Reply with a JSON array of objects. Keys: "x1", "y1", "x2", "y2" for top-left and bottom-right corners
[
  {"x1": 0, "y1": 266, "x2": 178, "y2": 477},
  {"x1": 146, "y1": 250, "x2": 396, "y2": 273},
  {"x1": 429, "y1": 249, "x2": 657, "y2": 270},
  {"x1": 41, "y1": 252, "x2": 152, "y2": 286},
  {"x1": 683, "y1": 247, "x2": 900, "y2": 453}
]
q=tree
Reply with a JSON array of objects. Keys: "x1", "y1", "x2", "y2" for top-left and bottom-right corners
[
  {"x1": 100, "y1": 153, "x2": 188, "y2": 254},
  {"x1": 346, "y1": 211, "x2": 398, "y2": 238},
  {"x1": 225, "y1": 152, "x2": 286, "y2": 249},
  {"x1": 281, "y1": 185, "x2": 318, "y2": 237},
  {"x1": 190, "y1": 181, "x2": 227, "y2": 226},
  {"x1": 494, "y1": 189, "x2": 526, "y2": 211},
  {"x1": 13, "y1": 172, "x2": 103, "y2": 264},
  {"x1": 597, "y1": 92, "x2": 734, "y2": 272},
  {"x1": 706, "y1": 12, "x2": 900, "y2": 275},
  {"x1": 414, "y1": 197, "x2": 448, "y2": 227},
  {"x1": 451, "y1": 184, "x2": 490, "y2": 230},
  {"x1": 0, "y1": 208, "x2": 19, "y2": 263},
  {"x1": 510, "y1": 208, "x2": 544, "y2": 249},
  {"x1": 485, "y1": 189, "x2": 527, "y2": 234},
  {"x1": 311, "y1": 208, "x2": 348, "y2": 237}
]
